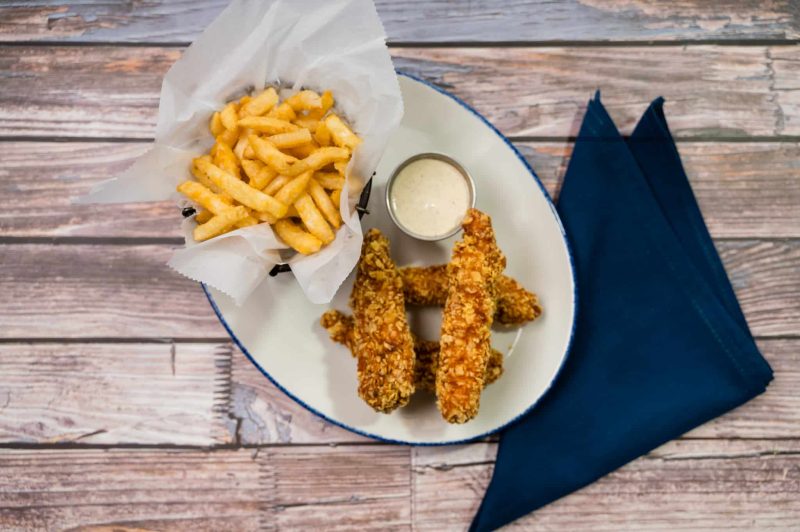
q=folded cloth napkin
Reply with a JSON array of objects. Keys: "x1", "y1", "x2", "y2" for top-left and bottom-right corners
[{"x1": 470, "y1": 94, "x2": 773, "y2": 531}]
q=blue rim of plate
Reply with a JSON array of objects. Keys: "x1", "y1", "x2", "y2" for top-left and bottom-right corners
[{"x1": 202, "y1": 70, "x2": 578, "y2": 446}]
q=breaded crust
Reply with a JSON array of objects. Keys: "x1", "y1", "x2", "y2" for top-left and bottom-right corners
[{"x1": 348, "y1": 228, "x2": 416, "y2": 413}]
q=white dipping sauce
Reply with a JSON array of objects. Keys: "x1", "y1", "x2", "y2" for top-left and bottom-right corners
[{"x1": 389, "y1": 158, "x2": 471, "y2": 238}]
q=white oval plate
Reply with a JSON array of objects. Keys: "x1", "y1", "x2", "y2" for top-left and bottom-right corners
[{"x1": 205, "y1": 73, "x2": 576, "y2": 444}]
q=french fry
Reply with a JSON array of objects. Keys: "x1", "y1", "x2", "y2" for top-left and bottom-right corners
[
  {"x1": 275, "y1": 171, "x2": 313, "y2": 206},
  {"x1": 268, "y1": 129, "x2": 313, "y2": 149},
  {"x1": 284, "y1": 141, "x2": 319, "y2": 159},
  {"x1": 325, "y1": 114, "x2": 361, "y2": 150},
  {"x1": 314, "y1": 171, "x2": 344, "y2": 190},
  {"x1": 220, "y1": 102, "x2": 239, "y2": 130},
  {"x1": 194, "y1": 206, "x2": 248, "y2": 242},
  {"x1": 286, "y1": 147, "x2": 350, "y2": 176},
  {"x1": 334, "y1": 160, "x2": 348, "y2": 175},
  {"x1": 292, "y1": 116, "x2": 319, "y2": 132},
  {"x1": 217, "y1": 128, "x2": 239, "y2": 148},
  {"x1": 214, "y1": 141, "x2": 241, "y2": 179},
  {"x1": 239, "y1": 95, "x2": 252, "y2": 106},
  {"x1": 177, "y1": 180, "x2": 258, "y2": 227},
  {"x1": 294, "y1": 193, "x2": 335, "y2": 244},
  {"x1": 309, "y1": 177, "x2": 342, "y2": 229},
  {"x1": 241, "y1": 87, "x2": 278, "y2": 117},
  {"x1": 241, "y1": 159, "x2": 278, "y2": 190},
  {"x1": 330, "y1": 189, "x2": 342, "y2": 207},
  {"x1": 249, "y1": 135, "x2": 297, "y2": 174},
  {"x1": 196, "y1": 159, "x2": 287, "y2": 218},
  {"x1": 209, "y1": 112, "x2": 224, "y2": 137},
  {"x1": 285, "y1": 89, "x2": 322, "y2": 111},
  {"x1": 264, "y1": 174, "x2": 292, "y2": 196},
  {"x1": 286, "y1": 205, "x2": 300, "y2": 218},
  {"x1": 233, "y1": 129, "x2": 253, "y2": 160},
  {"x1": 314, "y1": 120, "x2": 332, "y2": 146},
  {"x1": 192, "y1": 157, "x2": 233, "y2": 202},
  {"x1": 268, "y1": 102, "x2": 297, "y2": 121},
  {"x1": 253, "y1": 210, "x2": 278, "y2": 224},
  {"x1": 195, "y1": 209, "x2": 213, "y2": 224},
  {"x1": 273, "y1": 218, "x2": 322, "y2": 255},
  {"x1": 238, "y1": 116, "x2": 298, "y2": 135},
  {"x1": 307, "y1": 90, "x2": 334, "y2": 120}
]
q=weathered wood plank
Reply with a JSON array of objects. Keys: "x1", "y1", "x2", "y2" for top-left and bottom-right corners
[
  {"x1": 1, "y1": 1, "x2": 797, "y2": 44},
  {"x1": 412, "y1": 439, "x2": 800, "y2": 531},
  {"x1": 0, "y1": 240, "x2": 796, "y2": 339},
  {"x1": 0, "y1": 342, "x2": 231, "y2": 445},
  {"x1": 227, "y1": 350, "x2": 367, "y2": 445},
  {"x1": 0, "y1": 446, "x2": 411, "y2": 531},
  {"x1": 1, "y1": 45, "x2": 798, "y2": 139},
  {"x1": 2, "y1": 141, "x2": 799, "y2": 240},
  {"x1": 0, "y1": 338, "x2": 794, "y2": 447}
]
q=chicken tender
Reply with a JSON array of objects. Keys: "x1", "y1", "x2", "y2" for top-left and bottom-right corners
[
  {"x1": 348, "y1": 228, "x2": 415, "y2": 413},
  {"x1": 320, "y1": 310, "x2": 503, "y2": 392},
  {"x1": 400, "y1": 266, "x2": 543, "y2": 326},
  {"x1": 437, "y1": 209, "x2": 505, "y2": 423}
]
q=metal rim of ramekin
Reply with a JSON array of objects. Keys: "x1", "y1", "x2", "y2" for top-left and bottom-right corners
[{"x1": 384, "y1": 152, "x2": 476, "y2": 241}]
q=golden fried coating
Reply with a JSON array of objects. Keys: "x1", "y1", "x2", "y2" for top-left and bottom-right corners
[
  {"x1": 348, "y1": 228, "x2": 416, "y2": 413},
  {"x1": 437, "y1": 209, "x2": 505, "y2": 423},
  {"x1": 400, "y1": 266, "x2": 542, "y2": 326},
  {"x1": 320, "y1": 310, "x2": 503, "y2": 392}
]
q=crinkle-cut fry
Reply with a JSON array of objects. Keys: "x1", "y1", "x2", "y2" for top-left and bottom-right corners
[
  {"x1": 268, "y1": 102, "x2": 297, "y2": 121},
  {"x1": 196, "y1": 158, "x2": 287, "y2": 218},
  {"x1": 314, "y1": 172, "x2": 344, "y2": 190},
  {"x1": 400, "y1": 265, "x2": 542, "y2": 326},
  {"x1": 348, "y1": 229, "x2": 416, "y2": 413},
  {"x1": 285, "y1": 89, "x2": 322, "y2": 111},
  {"x1": 213, "y1": 141, "x2": 240, "y2": 179},
  {"x1": 286, "y1": 147, "x2": 350, "y2": 176},
  {"x1": 437, "y1": 209, "x2": 505, "y2": 424},
  {"x1": 238, "y1": 116, "x2": 298, "y2": 135},
  {"x1": 249, "y1": 134, "x2": 297, "y2": 174},
  {"x1": 209, "y1": 112, "x2": 224, "y2": 137},
  {"x1": 220, "y1": 102, "x2": 239, "y2": 131},
  {"x1": 319, "y1": 310, "x2": 503, "y2": 393},
  {"x1": 241, "y1": 87, "x2": 278, "y2": 117},
  {"x1": 325, "y1": 114, "x2": 362, "y2": 150},
  {"x1": 273, "y1": 218, "x2": 322, "y2": 255},
  {"x1": 268, "y1": 129, "x2": 313, "y2": 149},
  {"x1": 308, "y1": 177, "x2": 341, "y2": 229},
  {"x1": 294, "y1": 193, "x2": 335, "y2": 244},
  {"x1": 274, "y1": 171, "x2": 312, "y2": 207},
  {"x1": 193, "y1": 205, "x2": 247, "y2": 242},
  {"x1": 177, "y1": 181, "x2": 259, "y2": 228}
]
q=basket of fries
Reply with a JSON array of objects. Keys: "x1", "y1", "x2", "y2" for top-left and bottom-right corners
[{"x1": 81, "y1": 0, "x2": 403, "y2": 305}]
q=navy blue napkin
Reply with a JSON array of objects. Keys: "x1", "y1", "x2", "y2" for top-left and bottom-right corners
[{"x1": 470, "y1": 94, "x2": 773, "y2": 531}]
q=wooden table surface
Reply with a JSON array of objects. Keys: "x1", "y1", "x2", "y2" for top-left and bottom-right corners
[{"x1": 1, "y1": 1, "x2": 799, "y2": 530}]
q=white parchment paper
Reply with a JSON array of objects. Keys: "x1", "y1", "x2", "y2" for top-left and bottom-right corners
[{"x1": 78, "y1": 0, "x2": 403, "y2": 305}]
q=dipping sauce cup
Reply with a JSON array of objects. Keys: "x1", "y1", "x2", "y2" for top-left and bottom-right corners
[{"x1": 385, "y1": 153, "x2": 476, "y2": 241}]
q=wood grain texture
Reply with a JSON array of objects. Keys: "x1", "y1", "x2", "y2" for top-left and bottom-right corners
[
  {"x1": 0, "y1": 1, "x2": 797, "y2": 44},
  {"x1": 0, "y1": 342, "x2": 230, "y2": 445},
  {"x1": 412, "y1": 439, "x2": 800, "y2": 531},
  {"x1": 227, "y1": 350, "x2": 367, "y2": 445},
  {"x1": 3, "y1": 142, "x2": 800, "y2": 239},
  {"x1": 0, "y1": 446, "x2": 411, "y2": 531},
  {"x1": 0, "y1": 339, "x2": 795, "y2": 446},
  {"x1": 2, "y1": 45, "x2": 799, "y2": 139},
  {"x1": 1, "y1": 240, "x2": 796, "y2": 339}
]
